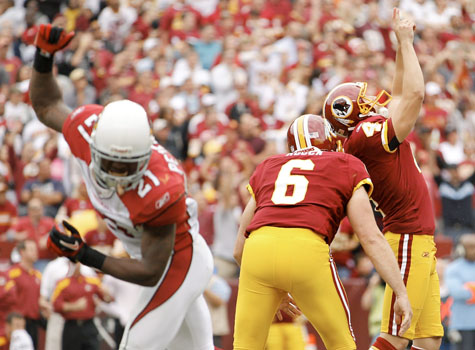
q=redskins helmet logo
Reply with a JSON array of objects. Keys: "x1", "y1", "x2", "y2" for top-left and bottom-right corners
[{"x1": 331, "y1": 96, "x2": 354, "y2": 119}]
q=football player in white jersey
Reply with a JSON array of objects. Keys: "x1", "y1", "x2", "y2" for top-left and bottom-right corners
[{"x1": 29, "y1": 24, "x2": 215, "y2": 350}]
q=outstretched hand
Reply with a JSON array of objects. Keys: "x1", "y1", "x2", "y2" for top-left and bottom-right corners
[
  {"x1": 392, "y1": 8, "x2": 415, "y2": 44},
  {"x1": 34, "y1": 24, "x2": 75, "y2": 57}
]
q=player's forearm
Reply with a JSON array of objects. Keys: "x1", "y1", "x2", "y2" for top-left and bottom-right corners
[
  {"x1": 100, "y1": 255, "x2": 171, "y2": 287},
  {"x1": 348, "y1": 189, "x2": 407, "y2": 297},
  {"x1": 29, "y1": 69, "x2": 70, "y2": 132},
  {"x1": 390, "y1": 40, "x2": 424, "y2": 142},
  {"x1": 100, "y1": 224, "x2": 176, "y2": 286},
  {"x1": 360, "y1": 235, "x2": 407, "y2": 298},
  {"x1": 392, "y1": 46, "x2": 403, "y2": 96},
  {"x1": 400, "y1": 40, "x2": 424, "y2": 101}
]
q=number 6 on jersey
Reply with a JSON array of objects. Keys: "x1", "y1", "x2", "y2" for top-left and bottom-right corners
[{"x1": 271, "y1": 159, "x2": 315, "y2": 205}]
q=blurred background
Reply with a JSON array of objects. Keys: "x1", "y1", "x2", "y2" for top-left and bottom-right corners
[{"x1": 0, "y1": 0, "x2": 473, "y2": 349}]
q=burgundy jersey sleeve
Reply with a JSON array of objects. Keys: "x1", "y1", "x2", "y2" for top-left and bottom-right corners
[{"x1": 62, "y1": 105, "x2": 103, "y2": 163}]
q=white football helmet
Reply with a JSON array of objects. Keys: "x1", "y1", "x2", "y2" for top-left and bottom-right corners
[{"x1": 90, "y1": 100, "x2": 154, "y2": 191}]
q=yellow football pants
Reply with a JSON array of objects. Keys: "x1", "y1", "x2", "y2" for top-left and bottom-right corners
[{"x1": 234, "y1": 226, "x2": 356, "y2": 350}]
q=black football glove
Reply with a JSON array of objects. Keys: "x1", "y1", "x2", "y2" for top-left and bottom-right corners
[{"x1": 47, "y1": 221, "x2": 86, "y2": 262}]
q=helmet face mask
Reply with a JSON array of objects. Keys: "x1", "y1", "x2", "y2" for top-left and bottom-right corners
[
  {"x1": 90, "y1": 100, "x2": 154, "y2": 192},
  {"x1": 324, "y1": 82, "x2": 392, "y2": 137},
  {"x1": 287, "y1": 114, "x2": 337, "y2": 152},
  {"x1": 90, "y1": 144, "x2": 151, "y2": 190}
]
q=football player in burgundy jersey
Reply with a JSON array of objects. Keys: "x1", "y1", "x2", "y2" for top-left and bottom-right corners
[
  {"x1": 233, "y1": 114, "x2": 411, "y2": 350},
  {"x1": 324, "y1": 9, "x2": 443, "y2": 350},
  {"x1": 29, "y1": 25, "x2": 215, "y2": 349}
]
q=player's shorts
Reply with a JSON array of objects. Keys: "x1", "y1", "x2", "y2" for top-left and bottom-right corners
[
  {"x1": 381, "y1": 232, "x2": 444, "y2": 339},
  {"x1": 234, "y1": 226, "x2": 356, "y2": 350}
]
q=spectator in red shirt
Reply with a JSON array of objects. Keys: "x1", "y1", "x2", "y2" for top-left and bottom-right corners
[
  {"x1": 52, "y1": 262, "x2": 112, "y2": 350},
  {"x1": 0, "y1": 34, "x2": 22, "y2": 85},
  {"x1": 187, "y1": 94, "x2": 229, "y2": 158},
  {"x1": 11, "y1": 198, "x2": 55, "y2": 264},
  {"x1": 421, "y1": 81, "x2": 449, "y2": 135},
  {"x1": 7, "y1": 239, "x2": 43, "y2": 349},
  {"x1": 5, "y1": 140, "x2": 36, "y2": 204},
  {"x1": 0, "y1": 271, "x2": 16, "y2": 336},
  {"x1": 0, "y1": 181, "x2": 17, "y2": 241},
  {"x1": 160, "y1": 0, "x2": 201, "y2": 42},
  {"x1": 169, "y1": 10, "x2": 201, "y2": 42},
  {"x1": 128, "y1": 70, "x2": 156, "y2": 111},
  {"x1": 260, "y1": 0, "x2": 292, "y2": 26}
]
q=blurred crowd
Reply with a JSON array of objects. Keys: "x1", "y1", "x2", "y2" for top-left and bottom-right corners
[{"x1": 0, "y1": 0, "x2": 473, "y2": 348}]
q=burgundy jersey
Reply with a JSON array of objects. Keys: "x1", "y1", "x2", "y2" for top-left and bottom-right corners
[
  {"x1": 345, "y1": 115, "x2": 435, "y2": 236},
  {"x1": 246, "y1": 148, "x2": 373, "y2": 243},
  {"x1": 52, "y1": 275, "x2": 105, "y2": 320},
  {"x1": 7, "y1": 264, "x2": 41, "y2": 319},
  {"x1": 62, "y1": 105, "x2": 198, "y2": 259}
]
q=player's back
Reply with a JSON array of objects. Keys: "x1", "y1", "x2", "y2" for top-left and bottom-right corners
[
  {"x1": 246, "y1": 148, "x2": 372, "y2": 243},
  {"x1": 345, "y1": 115, "x2": 435, "y2": 236}
]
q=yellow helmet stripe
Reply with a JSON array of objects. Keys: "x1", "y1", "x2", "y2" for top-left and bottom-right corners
[
  {"x1": 297, "y1": 116, "x2": 307, "y2": 149},
  {"x1": 292, "y1": 118, "x2": 301, "y2": 150}
]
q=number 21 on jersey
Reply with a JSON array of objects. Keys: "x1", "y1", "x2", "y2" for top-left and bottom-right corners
[{"x1": 271, "y1": 159, "x2": 315, "y2": 205}]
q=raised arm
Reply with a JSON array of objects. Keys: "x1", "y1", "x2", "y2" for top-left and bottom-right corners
[
  {"x1": 387, "y1": 43, "x2": 403, "y2": 116},
  {"x1": 389, "y1": 8, "x2": 424, "y2": 143},
  {"x1": 347, "y1": 187, "x2": 412, "y2": 336},
  {"x1": 29, "y1": 24, "x2": 75, "y2": 132}
]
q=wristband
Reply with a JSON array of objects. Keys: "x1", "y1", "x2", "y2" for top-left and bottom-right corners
[
  {"x1": 79, "y1": 245, "x2": 106, "y2": 270},
  {"x1": 33, "y1": 49, "x2": 54, "y2": 73}
]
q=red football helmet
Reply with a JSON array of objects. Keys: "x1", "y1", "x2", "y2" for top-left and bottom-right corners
[
  {"x1": 323, "y1": 82, "x2": 392, "y2": 137},
  {"x1": 287, "y1": 114, "x2": 337, "y2": 152}
]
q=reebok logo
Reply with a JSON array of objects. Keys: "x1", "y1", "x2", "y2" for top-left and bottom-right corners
[{"x1": 60, "y1": 240, "x2": 80, "y2": 251}]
